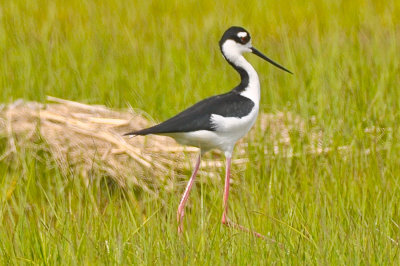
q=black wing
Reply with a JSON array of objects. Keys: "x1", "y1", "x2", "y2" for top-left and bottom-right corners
[{"x1": 125, "y1": 91, "x2": 254, "y2": 136}]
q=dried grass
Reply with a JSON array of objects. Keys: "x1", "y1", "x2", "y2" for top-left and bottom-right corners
[{"x1": 0, "y1": 96, "x2": 330, "y2": 192}]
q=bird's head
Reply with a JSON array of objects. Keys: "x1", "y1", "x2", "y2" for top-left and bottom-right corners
[{"x1": 219, "y1": 26, "x2": 292, "y2": 74}]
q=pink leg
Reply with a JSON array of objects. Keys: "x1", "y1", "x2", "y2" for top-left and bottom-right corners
[
  {"x1": 221, "y1": 156, "x2": 231, "y2": 224},
  {"x1": 177, "y1": 153, "x2": 201, "y2": 234},
  {"x1": 221, "y1": 156, "x2": 270, "y2": 241}
]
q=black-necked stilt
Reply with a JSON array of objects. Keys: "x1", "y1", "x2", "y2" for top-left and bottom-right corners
[{"x1": 125, "y1": 26, "x2": 292, "y2": 238}]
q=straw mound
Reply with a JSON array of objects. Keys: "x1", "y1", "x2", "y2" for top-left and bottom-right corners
[{"x1": 0, "y1": 97, "x2": 323, "y2": 192}]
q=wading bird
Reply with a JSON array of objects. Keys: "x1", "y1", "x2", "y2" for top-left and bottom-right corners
[{"x1": 125, "y1": 26, "x2": 292, "y2": 238}]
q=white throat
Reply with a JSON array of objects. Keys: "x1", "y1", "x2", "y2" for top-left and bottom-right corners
[{"x1": 221, "y1": 40, "x2": 261, "y2": 107}]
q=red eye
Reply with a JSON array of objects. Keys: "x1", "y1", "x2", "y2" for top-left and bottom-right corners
[{"x1": 240, "y1": 36, "x2": 249, "y2": 43}]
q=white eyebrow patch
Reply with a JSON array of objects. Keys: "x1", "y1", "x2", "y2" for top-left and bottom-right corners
[{"x1": 237, "y1": 32, "x2": 247, "y2": 38}]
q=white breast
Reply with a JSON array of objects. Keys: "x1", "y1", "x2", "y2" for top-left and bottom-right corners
[{"x1": 210, "y1": 106, "x2": 259, "y2": 151}]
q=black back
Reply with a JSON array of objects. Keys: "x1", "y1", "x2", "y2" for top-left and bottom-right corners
[{"x1": 127, "y1": 91, "x2": 254, "y2": 135}]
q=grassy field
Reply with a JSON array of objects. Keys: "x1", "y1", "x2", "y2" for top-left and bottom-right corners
[{"x1": 1, "y1": 0, "x2": 400, "y2": 264}]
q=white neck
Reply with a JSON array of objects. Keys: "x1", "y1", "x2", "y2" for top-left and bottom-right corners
[
  {"x1": 221, "y1": 40, "x2": 261, "y2": 107},
  {"x1": 235, "y1": 56, "x2": 260, "y2": 106}
]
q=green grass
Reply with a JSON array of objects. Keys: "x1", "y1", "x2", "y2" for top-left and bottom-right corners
[{"x1": 1, "y1": 0, "x2": 400, "y2": 264}]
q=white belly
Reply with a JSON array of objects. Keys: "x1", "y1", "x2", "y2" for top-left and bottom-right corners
[{"x1": 167, "y1": 107, "x2": 259, "y2": 154}]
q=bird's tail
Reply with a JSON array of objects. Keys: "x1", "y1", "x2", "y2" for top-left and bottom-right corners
[
  {"x1": 123, "y1": 131, "x2": 137, "y2": 137},
  {"x1": 123, "y1": 126, "x2": 155, "y2": 137}
]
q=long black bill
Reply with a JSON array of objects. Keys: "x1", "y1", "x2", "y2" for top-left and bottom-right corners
[{"x1": 251, "y1": 47, "x2": 293, "y2": 74}]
